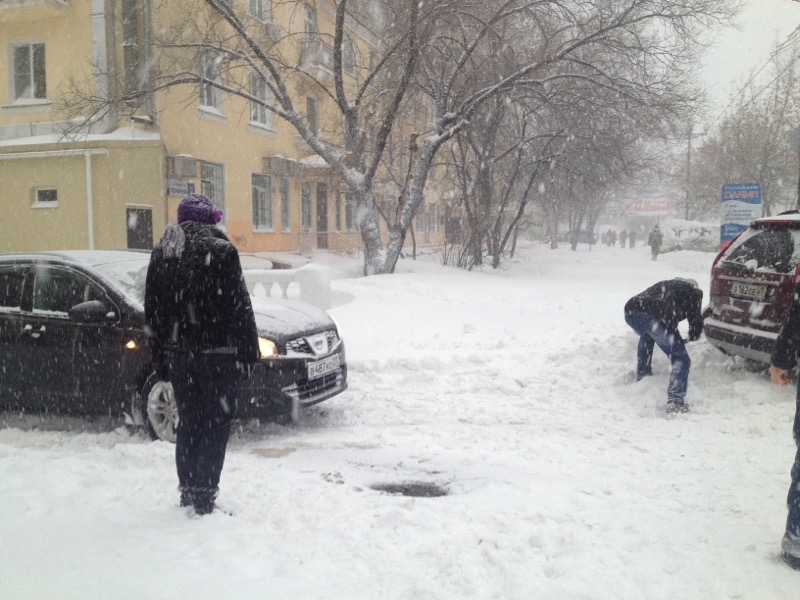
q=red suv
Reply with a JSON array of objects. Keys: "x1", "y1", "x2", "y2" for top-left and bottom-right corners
[{"x1": 705, "y1": 213, "x2": 800, "y2": 365}]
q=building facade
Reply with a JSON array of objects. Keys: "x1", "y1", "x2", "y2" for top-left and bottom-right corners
[{"x1": 0, "y1": 0, "x2": 444, "y2": 254}]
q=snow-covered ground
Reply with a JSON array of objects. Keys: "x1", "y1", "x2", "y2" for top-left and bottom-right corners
[{"x1": 2, "y1": 242, "x2": 798, "y2": 599}]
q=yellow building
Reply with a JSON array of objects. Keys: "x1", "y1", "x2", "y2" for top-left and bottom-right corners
[{"x1": 0, "y1": 0, "x2": 444, "y2": 254}]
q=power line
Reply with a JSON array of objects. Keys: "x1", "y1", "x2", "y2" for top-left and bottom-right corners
[{"x1": 708, "y1": 24, "x2": 800, "y2": 129}]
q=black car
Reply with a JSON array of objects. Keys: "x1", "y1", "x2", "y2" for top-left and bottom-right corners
[
  {"x1": 705, "y1": 213, "x2": 800, "y2": 366},
  {"x1": 0, "y1": 250, "x2": 347, "y2": 441}
]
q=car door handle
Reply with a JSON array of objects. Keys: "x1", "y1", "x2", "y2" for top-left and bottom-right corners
[{"x1": 23, "y1": 324, "x2": 46, "y2": 339}]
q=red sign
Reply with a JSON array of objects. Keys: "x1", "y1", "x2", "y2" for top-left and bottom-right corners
[{"x1": 627, "y1": 199, "x2": 674, "y2": 216}]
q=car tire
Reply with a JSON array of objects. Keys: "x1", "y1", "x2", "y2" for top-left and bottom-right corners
[{"x1": 139, "y1": 373, "x2": 179, "y2": 443}]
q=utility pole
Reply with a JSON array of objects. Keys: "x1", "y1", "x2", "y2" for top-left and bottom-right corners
[
  {"x1": 685, "y1": 124, "x2": 705, "y2": 221},
  {"x1": 685, "y1": 126, "x2": 692, "y2": 220}
]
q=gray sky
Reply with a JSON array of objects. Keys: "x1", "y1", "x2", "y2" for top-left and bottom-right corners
[{"x1": 701, "y1": 0, "x2": 800, "y2": 113}]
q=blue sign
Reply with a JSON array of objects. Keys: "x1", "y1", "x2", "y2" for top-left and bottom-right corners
[{"x1": 721, "y1": 183, "x2": 762, "y2": 243}]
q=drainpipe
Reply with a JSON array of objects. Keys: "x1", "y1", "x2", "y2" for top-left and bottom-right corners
[{"x1": 85, "y1": 150, "x2": 95, "y2": 249}]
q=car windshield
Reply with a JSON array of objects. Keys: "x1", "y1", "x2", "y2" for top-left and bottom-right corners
[
  {"x1": 719, "y1": 227, "x2": 800, "y2": 274},
  {"x1": 91, "y1": 258, "x2": 150, "y2": 306}
]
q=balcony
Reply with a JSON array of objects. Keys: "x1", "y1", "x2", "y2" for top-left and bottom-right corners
[
  {"x1": 0, "y1": 0, "x2": 70, "y2": 22},
  {"x1": 298, "y1": 37, "x2": 333, "y2": 80}
]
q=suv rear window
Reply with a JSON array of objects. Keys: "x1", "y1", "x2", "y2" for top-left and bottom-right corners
[{"x1": 719, "y1": 226, "x2": 800, "y2": 274}]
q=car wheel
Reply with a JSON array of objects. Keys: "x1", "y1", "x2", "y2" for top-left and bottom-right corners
[{"x1": 139, "y1": 374, "x2": 178, "y2": 443}]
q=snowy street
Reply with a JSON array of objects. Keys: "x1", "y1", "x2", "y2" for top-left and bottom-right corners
[{"x1": 1, "y1": 242, "x2": 797, "y2": 599}]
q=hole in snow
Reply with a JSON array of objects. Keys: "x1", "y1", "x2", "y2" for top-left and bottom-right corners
[{"x1": 370, "y1": 481, "x2": 449, "y2": 498}]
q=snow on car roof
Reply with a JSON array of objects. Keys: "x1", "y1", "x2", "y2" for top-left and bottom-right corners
[{"x1": 754, "y1": 213, "x2": 800, "y2": 224}]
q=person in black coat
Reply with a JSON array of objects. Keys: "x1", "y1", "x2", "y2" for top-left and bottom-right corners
[
  {"x1": 648, "y1": 225, "x2": 663, "y2": 260},
  {"x1": 770, "y1": 284, "x2": 800, "y2": 570},
  {"x1": 624, "y1": 278, "x2": 704, "y2": 413},
  {"x1": 145, "y1": 194, "x2": 260, "y2": 515}
]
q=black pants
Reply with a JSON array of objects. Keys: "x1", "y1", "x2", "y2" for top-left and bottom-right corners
[
  {"x1": 787, "y1": 390, "x2": 800, "y2": 539},
  {"x1": 168, "y1": 352, "x2": 241, "y2": 512}
]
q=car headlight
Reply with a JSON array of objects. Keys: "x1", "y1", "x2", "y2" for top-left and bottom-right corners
[{"x1": 258, "y1": 337, "x2": 278, "y2": 358}]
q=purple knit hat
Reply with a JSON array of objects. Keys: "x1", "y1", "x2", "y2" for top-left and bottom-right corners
[{"x1": 177, "y1": 193, "x2": 222, "y2": 224}]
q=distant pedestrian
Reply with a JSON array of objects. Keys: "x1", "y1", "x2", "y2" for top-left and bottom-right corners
[
  {"x1": 648, "y1": 225, "x2": 663, "y2": 260},
  {"x1": 629, "y1": 231, "x2": 636, "y2": 248},
  {"x1": 145, "y1": 193, "x2": 260, "y2": 515},
  {"x1": 769, "y1": 282, "x2": 800, "y2": 571},
  {"x1": 610, "y1": 230, "x2": 618, "y2": 247},
  {"x1": 624, "y1": 278, "x2": 703, "y2": 413},
  {"x1": 620, "y1": 230, "x2": 628, "y2": 248}
]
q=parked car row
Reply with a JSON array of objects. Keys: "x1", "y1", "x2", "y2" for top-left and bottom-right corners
[{"x1": 0, "y1": 251, "x2": 347, "y2": 442}]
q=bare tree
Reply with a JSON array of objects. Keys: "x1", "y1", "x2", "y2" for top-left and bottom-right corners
[
  {"x1": 60, "y1": 0, "x2": 734, "y2": 274},
  {"x1": 685, "y1": 44, "x2": 800, "y2": 218}
]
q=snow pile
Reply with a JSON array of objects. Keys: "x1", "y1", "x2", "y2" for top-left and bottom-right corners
[{"x1": 1, "y1": 242, "x2": 797, "y2": 599}]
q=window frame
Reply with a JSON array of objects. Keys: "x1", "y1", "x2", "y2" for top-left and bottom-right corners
[
  {"x1": 200, "y1": 161, "x2": 225, "y2": 219},
  {"x1": 251, "y1": 173, "x2": 274, "y2": 232},
  {"x1": 199, "y1": 51, "x2": 222, "y2": 110},
  {"x1": 343, "y1": 35, "x2": 357, "y2": 76},
  {"x1": 306, "y1": 96, "x2": 319, "y2": 136},
  {"x1": 280, "y1": 177, "x2": 291, "y2": 232},
  {"x1": 301, "y1": 182, "x2": 313, "y2": 232},
  {"x1": 249, "y1": 72, "x2": 273, "y2": 129},
  {"x1": 249, "y1": 0, "x2": 272, "y2": 21},
  {"x1": 345, "y1": 191, "x2": 358, "y2": 233},
  {"x1": 11, "y1": 42, "x2": 47, "y2": 103}
]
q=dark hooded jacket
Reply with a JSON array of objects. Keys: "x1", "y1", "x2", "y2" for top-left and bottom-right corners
[
  {"x1": 625, "y1": 278, "x2": 704, "y2": 341},
  {"x1": 145, "y1": 221, "x2": 260, "y2": 378},
  {"x1": 771, "y1": 283, "x2": 800, "y2": 370}
]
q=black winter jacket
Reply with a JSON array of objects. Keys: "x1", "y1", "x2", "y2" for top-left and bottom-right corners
[
  {"x1": 771, "y1": 284, "x2": 800, "y2": 370},
  {"x1": 145, "y1": 222, "x2": 260, "y2": 378},
  {"x1": 625, "y1": 278, "x2": 704, "y2": 341}
]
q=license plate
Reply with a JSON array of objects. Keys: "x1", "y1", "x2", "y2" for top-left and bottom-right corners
[
  {"x1": 730, "y1": 281, "x2": 767, "y2": 301},
  {"x1": 307, "y1": 354, "x2": 340, "y2": 380}
]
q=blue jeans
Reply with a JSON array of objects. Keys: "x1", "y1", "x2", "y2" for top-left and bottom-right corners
[
  {"x1": 167, "y1": 352, "x2": 242, "y2": 512},
  {"x1": 624, "y1": 311, "x2": 690, "y2": 402}
]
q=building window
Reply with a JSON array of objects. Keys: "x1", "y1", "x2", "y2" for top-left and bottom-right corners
[
  {"x1": 303, "y1": 4, "x2": 318, "y2": 35},
  {"x1": 301, "y1": 182, "x2": 312, "y2": 232},
  {"x1": 335, "y1": 191, "x2": 342, "y2": 231},
  {"x1": 13, "y1": 43, "x2": 46, "y2": 101},
  {"x1": 343, "y1": 35, "x2": 357, "y2": 76},
  {"x1": 199, "y1": 52, "x2": 222, "y2": 109},
  {"x1": 252, "y1": 174, "x2": 273, "y2": 231},
  {"x1": 200, "y1": 161, "x2": 225, "y2": 218},
  {"x1": 249, "y1": 0, "x2": 272, "y2": 21},
  {"x1": 345, "y1": 191, "x2": 358, "y2": 232},
  {"x1": 250, "y1": 72, "x2": 273, "y2": 128},
  {"x1": 33, "y1": 188, "x2": 57, "y2": 207},
  {"x1": 122, "y1": 2, "x2": 142, "y2": 95},
  {"x1": 280, "y1": 177, "x2": 291, "y2": 232},
  {"x1": 306, "y1": 96, "x2": 319, "y2": 136}
]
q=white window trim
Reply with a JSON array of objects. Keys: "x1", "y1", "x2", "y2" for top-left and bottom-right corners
[
  {"x1": 32, "y1": 187, "x2": 58, "y2": 208},
  {"x1": 197, "y1": 105, "x2": 228, "y2": 124}
]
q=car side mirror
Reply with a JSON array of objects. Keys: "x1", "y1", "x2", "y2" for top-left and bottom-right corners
[{"x1": 68, "y1": 300, "x2": 114, "y2": 323}]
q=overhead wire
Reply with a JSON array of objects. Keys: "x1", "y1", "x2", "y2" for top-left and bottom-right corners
[{"x1": 707, "y1": 24, "x2": 800, "y2": 129}]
